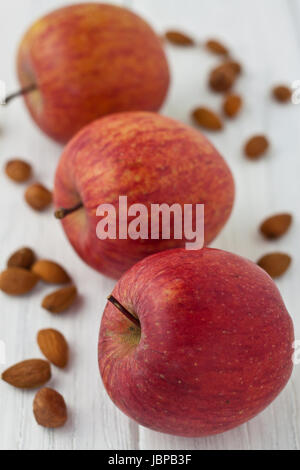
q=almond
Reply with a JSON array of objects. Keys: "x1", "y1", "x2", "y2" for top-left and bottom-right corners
[
  {"x1": 5, "y1": 159, "x2": 32, "y2": 183},
  {"x1": 192, "y1": 107, "x2": 223, "y2": 131},
  {"x1": 165, "y1": 30, "x2": 195, "y2": 46},
  {"x1": 2, "y1": 359, "x2": 51, "y2": 389},
  {"x1": 25, "y1": 183, "x2": 52, "y2": 211},
  {"x1": 260, "y1": 213, "x2": 292, "y2": 240},
  {"x1": 0, "y1": 267, "x2": 39, "y2": 295},
  {"x1": 223, "y1": 60, "x2": 242, "y2": 76},
  {"x1": 272, "y1": 85, "x2": 292, "y2": 103},
  {"x1": 244, "y1": 135, "x2": 270, "y2": 159},
  {"x1": 42, "y1": 285, "x2": 77, "y2": 313},
  {"x1": 31, "y1": 260, "x2": 71, "y2": 284},
  {"x1": 223, "y1": 93, "x2": 242, "y2": 118},
  {"x1": 33, "y1": 388, "x2": 67, "y2": 428},
  {"x1": 37, "y1": 329, "x2": 68, "y2": 368},
  {"x1": 7, "y1": 247, "x2": 36, "y2": 269},
  {"x1": 209, "y1": 63, "x2": 236, "y2": 93},
  {"x1": 205, "y1": 39, "x2": 229, "y2": 55},
  {"x1": 257, "y1": 253, "x2": 291, "y2": 278}
]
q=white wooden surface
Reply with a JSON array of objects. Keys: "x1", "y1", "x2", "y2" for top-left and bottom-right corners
[{"x1": 0, "y1": 0, "x2": 299, "y2": 450}]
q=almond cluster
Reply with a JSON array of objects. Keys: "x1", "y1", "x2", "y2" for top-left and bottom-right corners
[
  {"x1": 164, "y1": 30, "x2": 292, "y2": 150},
  {"x1": 2, "y1": 328, "x2": 68, "y2": 428},
  {"x1": 257, "y1": 213, "x2": 292, "y2": 278},
  {"x1": 0, "y1": 247, "x2": 77, "y2": 310},
  {"x1": 0, "y1": 247, "x2": 78, "y2": 427},
  {"x1": 164, "y1": 29, "x2": 293, "y2": 279},
  {"x1": 5, "y1": 159, "x2": 52, "y2": 211}
]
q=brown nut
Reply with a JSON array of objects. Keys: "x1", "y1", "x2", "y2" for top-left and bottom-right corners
[
  {"x1": 7, "y1": 247, "x2": 36, "y2": 269},
  {"x1": 2, "y1": 359, "x2": 51, "y2": 389},
  {"x1": 42, "y1": 285, "x2": 78, "y2": 313},
  {"x1": 192, "y1": 107, "x2": 223, "y2": 131},
  {"x1": 164, "y1": 30, "x2": 195, "y2": 46},
  {"x1": 205, "y1": 39, "x2": 229, "y2": 55},
  {"x1": 260, "y1": 213, "x2": 292, "y2": 240},
  {"x1": 209, "y1": 63, "x2": 236, "y2": 93},
  {"x1": 5, "y1": 159, "x2": 32, "y2": 183},
  {"x1": 223, "y1": 93, "x2": 243, "y2": 118},
  {"x1": 272, "y1": 85, "x2": 292, "y2": 103},
  {"x1": 222, "y1": 60, "x2": 242, "y2": 76},
  {"x1": 257, "y1": 253, "x2": 291, "y2": 278},
  {"x1": 31, "y1": 260, "x2": 71, "y2": 284},
  {"x1": 25, "y1": 183, "x2": 52, "y2": 211},
  {"x1": 0, "y1": 267, "x2": 39, "y2": 295},
  {"x1": 37, "y1": 329, "x2": 69, "y2": 368},
  {"x1": 33, "y1": 388, "x2": 67, "y2": 428},
  {"x1": 244, "y1": 135, "x2": 270, "y2": 159}
]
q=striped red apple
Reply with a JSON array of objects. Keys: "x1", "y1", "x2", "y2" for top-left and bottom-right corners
[
  {"x1": 54, "y1": 112, "x2": 235, "y2": 279},
  {"x1": 98, "y1": 247, "x2": 294, "y2": 436},
  {"x1": 15, "y1": 3, "x2": 170, "y2": 143}
]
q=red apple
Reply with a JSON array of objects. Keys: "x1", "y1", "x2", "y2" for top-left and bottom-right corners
[
  {"x1": 16, "y1": 3, "x2": 169, "y2": 143},
  {"x1": 98, "y1": 247, "x2": 294, "y2": 437},
  {"x1": 54, "y1": 111, "x2": 235, "y2": 279}
]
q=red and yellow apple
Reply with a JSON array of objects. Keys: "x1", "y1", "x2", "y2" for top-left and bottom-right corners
[
  {"x1": 16, "y1": 3, "x2": 170, "y2": 143},
  {"x1": 98, "y1": 247, "x2": 294, "y2": 437},
  {"x1": 54, "y1": 111, "x2": 235, "y2": 279}
]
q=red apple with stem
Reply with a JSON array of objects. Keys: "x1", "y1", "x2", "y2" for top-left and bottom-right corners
[
  {"x1": 98, "y1": 247, "x2": 294, "y2": 437},
  {"x1": 7, "y1": 3, "x2": 169, "y2": 143},
  {"x1": 54, "y1": 111, "x2": 235, "y2": 279}
]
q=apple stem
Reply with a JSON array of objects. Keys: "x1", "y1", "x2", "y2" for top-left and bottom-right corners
[
  {"x1": 107, "y1": 295, "x2": 140, "y2": 328},
  {"x1": 4, "y1": 84, "x2": 37, "y2": 104},
  {"x1": 54, "y1": 202, "x2": 83, "y2": 219}
]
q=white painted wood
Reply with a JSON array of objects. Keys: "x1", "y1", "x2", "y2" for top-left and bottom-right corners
[{"x1": 0, "y1": 0, "x2": 299, "y2": 450}]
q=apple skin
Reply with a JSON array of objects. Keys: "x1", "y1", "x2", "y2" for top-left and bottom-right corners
[
  {"x1": 54, "y1": 111, "x2": 235, "y2": 279},
  {"x1": 17, "y1": 3, "x2": 170, "y2": 143},
  {"x1": 98, "y1": 247, "x2": 294, "y2": 437}
]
